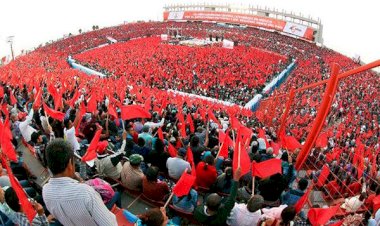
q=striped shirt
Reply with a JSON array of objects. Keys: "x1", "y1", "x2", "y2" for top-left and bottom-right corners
[{"x1": 42, "y1": 177, "x2": 117, "y2": 226}]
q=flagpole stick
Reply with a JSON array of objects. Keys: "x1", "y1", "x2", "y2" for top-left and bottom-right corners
[
  {"x1": 251, "y1": 176, "x2": 255, "y2": 197},
  {"x1": 215, "y1": 141, "x2": 224, "y2": 158},
  {"x1": 238, "y1": 142, "x2": 241, "y2": 167},
  {"x1": 163, "y1": 193, "x2": 174, "y2": 209}
]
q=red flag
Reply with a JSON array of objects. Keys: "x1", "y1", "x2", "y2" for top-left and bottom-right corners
[
  {"x1": 120, "y1": 105, "x2": 151, "y2": 120},
  {"x1": 294, "y1": 186, "x2": 312, "y2": 213},
  {"x1": 172, "y1": 170, "x2": 196, "y2": 197},
  {"x1": 186, "y1": 147, "x2": 194, "y2": 165},
  {"x1": 82, "y1": 129, "x2": 102, "y2": 162},
  {"x1": 54, "y1": 90, "x2": 62, "y2": 111},
  {"x1": 232, "y1": 135, "x2": 251, "y2": 176},
  {"x1": 258, "y1": 128, "x2": 269, "y2": 148},
  {"x1": 207, "y1": 109, "x2": 221, "y2": 128},
  {"x1": 280, "y1": 132, "x2": 302, "y2": 151},
  {"x1": 43, "y1": 102, "x2": 65, "y2": 121},
  {"x1": 108, "y1": 104, "x2": 118, "y2": 120},
  {"x1": 316, "y1": 165, "x2": 330, "y2": 187},
  {"x1": 218, "y1": 135, "x2": 230, "y2": 158},
  {"x1": 157, "y1": 127, "x2": 164, "y2": 140},
  {"x1": 0, "y1": 118, "x2": 18, "y2": 162},
  {"x1": 33, "y1": 89, "x2": 42, "y2": 110},
  {"x1": 10, "y1": 91, "x2": 17, "y2": 105},
  {"x1": 307, "y1": 205, "x2": 339, "y2": 226},
  {"x1": 1, "y1": 103, "x2": 9, "y2": 117},
  {"x1": 218, "y1": 130, "x2": 226, "y2": 144},
  {"x1": 315, "y1": 132, "x2": 328, "y2": 148},
  {"x1": 67, "y1": 90, "x2": 79, "y2": 108},
  {"x1": 328, "y1": 220, "x2": 344, "y2": 226},
  {"x1": 87, "y1": 96, "x2": 97, "y2": 113},
  {"x1": 230, "y1": 115, "x2": 242, "y2": 131},
  {"x1": 168, "y1": 143, "x2": 177, "y2": 157},
  {"x1": 187, "y1": 113, "x2": 195, "y2": 133},
  {"x1": 1, "y1": 156, "x2": 36, "y2": 223},
  {"x1": 0, "y1": 86, "x2": 3, "y2": 98},
  {"x1": 251, "y1": 158, "x2": 282, "y2": 178}
]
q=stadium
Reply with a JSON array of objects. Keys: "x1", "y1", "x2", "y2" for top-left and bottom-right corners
[{"x1": 0, "y1": 2, "x2": 379, "y2": 226}]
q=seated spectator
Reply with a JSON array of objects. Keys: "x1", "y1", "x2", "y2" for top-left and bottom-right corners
[
  {"x1": 281, "y1": 178, "x2": 308, "y2": 206},
  {"x1": 121, "y1": 154, "x2": 144, "y2": 191},
  {"x1": 142, "y1": 166, "x2": 170, "y2": 202},
  {"x1": 195, "y1": 155, "x2": 217, "y2": 189},
  {"x1": 138, "y1": 125, "x2": 153, "y2": 149},
  {"x1": 194, "y1": 167, "x2": 241, "y2": 226},
  {"x1": 42, "y1": 138, "x2": 117, "y2": 226},
  {"x1": 259, "y1": 173, "x2": 288, "y2": 206},
  {"x1": 166, "y1": 148, "x2": 191, "y2": 180},
  {"x1": 213, "y1": 167, "x2": 234, "y2": 194},
  {"x1": 123, "y1": 207, "x2": 177, "y2": 226},
  {"x1": 30, "y1": 125, "x2": 55, "y2": 167},
  {"x1": 172, "y1": 188, "x2": 198, "y2": 213},
  {"x1": 85, "y1": 178, "x2": 121, "y2": 210},
  {"x1": 95, "y1": 131, "x2": 127, "y2": 180},
  {"x1": 5, "y1": 187, "x2": 49, "y2": 226},
  {"x1": 260, "y1": 206, "x2": 296, "y2": 226},
  {"x1": 227, "y1": 194, "x2": 265, "y2": 226},
  {"x1": 0, "y1": 186, "x2": 16, "y2": 226},
  {"x1": 260, "y1": 147, "x2": 274, "y2": 161},
  {"x1": 237, "y1": 181, "x2": 253, "y2": 203},
  {"x1": 132, "y1": 137, "x2": 151, "y2": 159},
  {"x1": 146, "y1": 138, "x2": 170, "y2": 173}
]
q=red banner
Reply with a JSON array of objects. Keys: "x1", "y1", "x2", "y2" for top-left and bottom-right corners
[{"x1": 163, "y1": 11, "x2": 314, "y2": 40}]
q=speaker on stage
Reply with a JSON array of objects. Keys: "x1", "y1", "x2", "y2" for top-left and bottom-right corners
[{"x1": 209, "y1": 35, "x2": 212, "y2": 41}]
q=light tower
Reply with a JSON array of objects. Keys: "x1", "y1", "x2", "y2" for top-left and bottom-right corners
[{"x1": 6, "y1": 36, "x2": 15, "y2": 61}]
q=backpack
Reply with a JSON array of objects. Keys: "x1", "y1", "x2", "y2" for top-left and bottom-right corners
[{"x1": 85, "y1": 178, "x2": 115, "y2": 203}]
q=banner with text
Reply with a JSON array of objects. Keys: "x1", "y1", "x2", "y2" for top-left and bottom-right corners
[{"x1": 164, "y1": 11, "x2": 314, "y2": 41}]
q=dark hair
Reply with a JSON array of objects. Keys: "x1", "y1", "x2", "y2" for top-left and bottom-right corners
[
  {"x1": 5, "y1": 187, "x2": 21, "y2": 212},
  {"x1": 139, "y1": 208, "x2": 164, "y2": 226},
  {"x1": 146, "y1": 166, "x2": 159, "y2": 182},
  {"x1": 64, "y1": 118, "x2": 71, "y2": 129},
  {"x1": 298, "y1": 178, "x2": 308, "y2": 191},
  {"x1": 206, "y1": 193, "x2": 222, "y2": 212},
  {"x1": 46, "y1": 138, "x2": 74, "y2": 175},
  {"x1": 247, "y1": 195, "x2": 264, "y2": 212},
  {"x1": 154, "y1": 138, "x2": 164, "y2": 154},
  {"x1": 138, "y1": 137, "x2": 145, "y2": 147},
  {"x1": 203, "y1": 155, "x2": 215, "y2": 170},
  {"x1": 280, "y1": 206, "x2": 296, "y2": 226},
  {"x1": 190, "y1": 136, "x2": 199, "y2": 147}
]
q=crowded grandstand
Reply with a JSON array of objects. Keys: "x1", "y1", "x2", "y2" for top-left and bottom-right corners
[{"x1": 0, "y1": 3, "x2": 379, "y2": 226}]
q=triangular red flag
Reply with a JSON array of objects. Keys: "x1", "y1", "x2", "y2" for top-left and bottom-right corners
[
  {"x1": 294, "y1": 185, "x2": 312, "y2": 213},
  {"x1": 168, "y1": 143, "x2": 177, "y2": 157},
  {"x1": 0, "y1": 118, "x2": 18, "y2": 162},
  {"x1": 230, "y1": 115, "x2": 242, "y2": 131},
  {"x1": 316, "y1": 164, "x2": 330, "y2": 187},
  {"x1": 81, "y1": 129, "x2": 102, "y2": 162},
  {"x1": 218, "y1": 130, "x2": 226, "y2": 144},
  {"x1": 43, "y1": 102, "x2": 65, "y2": 121},
  {"x1": 307, "y1": 205, "x2": 339, "y2": 226},
  {"x1": 232, "y1": 136, "x2": 251, "y2": 176},
  {"x1": 172, "y1": 170, "x2": 196, "y2": 197},
  {"x1": 87, "y1": 95, "x2": 97, "y2": 113},
  {"x1": 251, "y1": 158, "x2": 282, "y2": 178},
  {"x1": 120, "y1": 105, "x2": 151, "y2": 120},
  {"x1": 157, "y1": 127, "x2": 164, "y2": 140},
  {"x1": 207, "y1": 109, "x2": 221, "y2": 128},
  {"x1": 186, "y1": 147, "x2": 194, "y2": 165},
  {"x1": 10, "y1": 91, "x2": 17, "y2": 105},
  {"x1": 33, "y1": 89, "x2": 42, "y2": 110},
  {"x1": 187, "y1": 113, "x2": 195, "y2": 134},
  {"x1": 108, "y1": 104, "x2": 118, "y2": 120},
  {"x1": 1, "y1": 156, "x2": 36, "y2": 223},
  {"x1": 1, "y1": 103, "x2": 9, "y2": 117}
]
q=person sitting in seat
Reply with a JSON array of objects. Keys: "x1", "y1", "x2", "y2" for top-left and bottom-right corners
[
  {"x1": 121, "y1": 154, "x2": 144, "y2": 191},
  {"x1": 195, "y1": 155, "x2": 217, "y2": 189},
  {"x1": 194, "y1": 167, "x2": 241, "y2": 226},
  {"x1": 281, "y1": 178, "x2": 308, "y2": 206},
  {"x1": 227, "y1": 195, "x2": 265, "y2": 226},
  {"x1": 142, "y1": 166, "x2": 170, "y2": 202},
  {"x1": 172, "y1": 188, "x2": 198, "y2": 213},
  {"x1": 95, "y1": 131, "x2": 127, "y2": 180},
  {"x1": 166, "y1": 148, "x2": 191, "y2": 181}
]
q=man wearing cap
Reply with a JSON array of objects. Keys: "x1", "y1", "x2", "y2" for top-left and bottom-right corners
[
  {"x1": 166, "y1": 148, "x2": 191, "y2": 180},
  {"x1": 95, "y1": 131, "x2": 127, "y2": 180},
  {"x1": 121, "y1": 154, "x2": 144, "y2": 191}
]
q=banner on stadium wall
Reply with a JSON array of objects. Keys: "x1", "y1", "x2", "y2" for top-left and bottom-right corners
[
  {"x1": 161, "y1": 34, "x2": 168, "y2": 41},
  {"x1": 163, "y1": 11, "x2": 314, "y2": 41},
  {"x1": 222, "y1": 39, "x2": 234, "y2": 49}
]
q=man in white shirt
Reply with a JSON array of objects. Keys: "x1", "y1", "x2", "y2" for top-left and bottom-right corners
[
  {"x1": 63, "y1": 109, "x2": 81, "y2": 152},
  {"x1": 18, "y1": 109, "x2": 36, "y2": 142},
  {"x1": 227, "y1": 195, "x2": 264, "y2": 226},
  {"x1": 43, "y1": 139, "x2": 117, "y2": 226},
  {"x1": 166, "y1": 148, "x2": 191, "y2": 180}
]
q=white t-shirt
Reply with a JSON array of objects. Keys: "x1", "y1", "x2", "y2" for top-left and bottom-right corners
[
  {"x1": 64, "y1": 127, "x2": 80, "y2": 151},
  {"x1": 227, "y1": 203, "x2": 262, "y2": 226}
]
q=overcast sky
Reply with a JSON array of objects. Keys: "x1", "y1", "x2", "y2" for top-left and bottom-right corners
[{"x1": 0, "y1": 0, "x2": 379, "y2": 66}]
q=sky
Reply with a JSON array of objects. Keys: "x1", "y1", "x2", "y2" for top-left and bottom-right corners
[{"x1": 0, "y1": 0, "x2": 379, "y2": 67}]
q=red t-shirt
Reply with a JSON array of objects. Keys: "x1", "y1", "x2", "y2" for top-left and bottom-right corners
[
  {"x1": 142, "y1": 177, "x2": 170, "y2": 201},
  {"x1": 195, "y1": 162, "x2": 217, "y2": 188}
]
